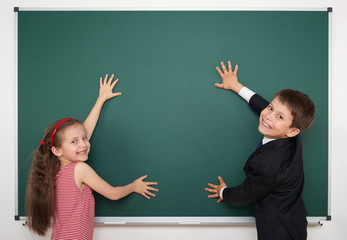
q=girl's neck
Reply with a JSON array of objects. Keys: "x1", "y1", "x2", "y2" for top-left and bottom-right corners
[{"x1": 59, "y1": 159, "x2": 73, "y2": 170}]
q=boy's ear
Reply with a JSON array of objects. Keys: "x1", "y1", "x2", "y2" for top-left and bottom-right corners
[
  {"x1": 287, "y1": 127, "x2": 300, "y2": 138},
  {"x1": 51, "y1": 146, "x2": 62, "y2": 157}
]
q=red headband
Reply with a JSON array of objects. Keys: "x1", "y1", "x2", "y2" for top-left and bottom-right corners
[{"x1": 50, "y1": 118, "x2": 74, "y2": 147}]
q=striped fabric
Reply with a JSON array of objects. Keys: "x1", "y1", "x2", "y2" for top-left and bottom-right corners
[{"x1": 51, "y1": 162, "x2": 95, "y2": 240}]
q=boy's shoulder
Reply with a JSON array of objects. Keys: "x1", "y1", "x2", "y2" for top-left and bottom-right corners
[
  {"x1": 264, "y1": 136, "x2": 300, "y2": 151},
  {"x1": 249, "y1": 135, "x2": 302, "y2": 168}
]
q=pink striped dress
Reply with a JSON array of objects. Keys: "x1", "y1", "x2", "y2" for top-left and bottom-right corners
[{"x1": 51, "y1": 162, "x2": 95, "y2": 240}]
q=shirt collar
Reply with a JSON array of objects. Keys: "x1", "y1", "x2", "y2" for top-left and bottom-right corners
[{"x1": 262, "y1": 136, "x2": 276, "y2": 145}]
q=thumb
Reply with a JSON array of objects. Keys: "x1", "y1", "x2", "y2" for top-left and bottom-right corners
[
  {"x1": 113, "y1": 92, "x2": 122, "y2": 97},
  {"x1": 214, "y1": 83, "x2": 223, "y2": 88},
  {"x1": 139, "y1": 175, "x2": 148, "y2": 181},
  {"x1": 218, "y1": 176, "x2": 225, "y2": 184}
]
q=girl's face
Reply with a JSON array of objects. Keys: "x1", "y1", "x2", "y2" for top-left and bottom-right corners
[{"x1": 52, "y1": 124, "x2": 90, "y2": 165}]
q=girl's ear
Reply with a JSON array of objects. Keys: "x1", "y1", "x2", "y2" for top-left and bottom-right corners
[
  {"x1": 287, "y1": 127, "x2": 300, "y2": 138},
  {"x1": 51, "y1": 146, "x2": 62, "y2": 157}
]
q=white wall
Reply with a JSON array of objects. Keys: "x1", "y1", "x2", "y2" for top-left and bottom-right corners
[{"x1": 1, "y1": 0, "x2": 346, "y2": 239}]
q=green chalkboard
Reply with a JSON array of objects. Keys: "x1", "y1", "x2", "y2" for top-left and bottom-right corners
[{"x1": 17, "y1": 10, "x2": 329, "y2": 219}]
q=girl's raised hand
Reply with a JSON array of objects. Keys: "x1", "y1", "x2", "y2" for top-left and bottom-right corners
[
  {"x1": 215, "y1": 61, "x2": 244, "y2": 93},
  {"x1": 133, "y1": 175, "x2": 158, "y2": 199},
  {"x1": 98, "y1": 74, "x2": 122, "y2": 102}
]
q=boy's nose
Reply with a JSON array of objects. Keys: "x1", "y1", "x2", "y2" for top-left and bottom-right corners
[{"x1": 265, "y1": 112, "x2": 275, "y2": 121}]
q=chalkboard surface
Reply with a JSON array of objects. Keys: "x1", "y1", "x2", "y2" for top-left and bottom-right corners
[{"x1": 17, "y1": 11, "x2": 329, "y2": 219}]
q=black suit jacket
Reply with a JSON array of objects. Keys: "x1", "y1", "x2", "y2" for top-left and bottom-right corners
[{"x1": 222, "y1": 94, "x2": 307, "y2": 240}]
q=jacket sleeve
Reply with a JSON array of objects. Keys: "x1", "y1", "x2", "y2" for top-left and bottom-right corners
[
  {"x1": 222, "y1": 156, "x2": 277, "y2": 207},
  {"x1": 249, "y1": 94, "x2": 269, "y2": 115}
]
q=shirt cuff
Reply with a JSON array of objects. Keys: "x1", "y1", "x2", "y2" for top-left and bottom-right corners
[
  {"x1": 220, "y1": 187, "x2": 226, "y2": 199},
  {"x1": 238, "y1": 87, "x2": 256, "y2": 103}
]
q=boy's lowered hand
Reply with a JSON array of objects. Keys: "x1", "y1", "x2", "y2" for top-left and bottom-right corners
[
  {"x1": 215, "y1": 61, "x2": 244, "y2": 93},
  {"x1": 205, "y1": 176, "x2": 227, "y2": 203}
]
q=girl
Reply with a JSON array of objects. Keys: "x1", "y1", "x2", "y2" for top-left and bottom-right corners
[{"x1": 26, "y1": 74, "x2": 158, "y2": 239}]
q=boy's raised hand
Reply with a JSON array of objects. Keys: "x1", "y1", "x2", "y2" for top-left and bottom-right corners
[
  {"x1": 98, "y1": 74, "x2": 122, "y2": 103},
  {"x1": 205, "y1": 176, "x2": 227, "y2": 203},
  {"x1": 215, "y1": 61, "x2": 244, "y2": 93},
  {"x1": 133, "y1": 175, "x2": 159, "y2": 199}
]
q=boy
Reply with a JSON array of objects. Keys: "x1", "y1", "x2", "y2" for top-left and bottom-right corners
[{"x1": 205, "y1": 61, "x2": 315, "y2": 240}]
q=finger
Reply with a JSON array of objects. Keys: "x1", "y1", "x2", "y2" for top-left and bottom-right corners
[
  {"x1": 103, "y1": 74, "x2": 108, "y2": 85},
  {"x1": 108, "y1": 74, "x2": 115, "y2": 85},
  {"x1": 217, "y1": 198, "x2": 223, "y2": 203},
  {"x1": 228, "y1": 61, "x2": 232, "y2": 72},
  {"x1": 146, "y1": 182, "x2": 158, "y2": 186},
  {"x1": 216, "y1": 67, "x2": 224, "y2": 77},
  {"x1": 99, "y1": 77, "x2": 103, "y2": 87},
  {"x1": 110, "y1": 78, "x2": 119, "y2": 88},
  {"x1": 234, "y1": 64, "x2": 239, "y2": 74},
  {"x1": 147, "y1": 187, "x2": 159, "y2": 192},
  {"x1": 221, "y1": 62, "x2": 227, "y2": 73},
  {"x1": 205, "y1": 188, "x2": 216, "y2": 193},
  {"x1": 142, "y1": 193, "x2": 150, "y2": 199},
  {"x1": 208, "y1": 193, "x2": 219, "y2": 198},
  {"x1": 214, "y1": 83, "x2": 223, "y2": 89},
  {"x1": 207, "y1": 183, "x2": 217, "y2": 188},
  {"x1": 146, "y1": 191, "x2": 156, "y2": 197}
]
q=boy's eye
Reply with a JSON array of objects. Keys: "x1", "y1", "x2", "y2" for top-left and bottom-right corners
[
  {"x1": 278, "y1": 114, "x2": 283, "y2": 120},
  {"x1": 268, "y1": 106, "x2": 273, "y2": 111},
  {"x1": 71, "y1": 140, "x2": 77, "y2": 144},
  {"x1": 83, "y1": 137, "x2": 88, "y2": 141}
]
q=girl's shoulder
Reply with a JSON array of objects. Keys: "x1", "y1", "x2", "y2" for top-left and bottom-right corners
[
  {"x1": 74, "y1": 161, "x2": 95, "y2": 187},
  {"x1": 75, "y1": 161, "x2": 92, "y2": 173}
]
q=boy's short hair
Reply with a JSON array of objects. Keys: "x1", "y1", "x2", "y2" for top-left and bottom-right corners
[{"x1": 275, "y1": 89, "x2": 315, "y2": 131}]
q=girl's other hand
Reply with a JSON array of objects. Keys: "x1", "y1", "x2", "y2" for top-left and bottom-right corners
[{"x1": 133, "y1": 175, "x2": 158, "y2": 199}]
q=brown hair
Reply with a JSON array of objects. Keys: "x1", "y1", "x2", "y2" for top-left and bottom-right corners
[
  {"x1": 275, "y1": 89, "x2": 315, "y2": 131},
  {"x1": 25, "y1": 118, "x2": 81, "y2": 235}
]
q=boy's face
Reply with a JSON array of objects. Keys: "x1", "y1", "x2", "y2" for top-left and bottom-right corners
[{"x1": 258, "y1": 97, "x2": 300, "y2": 139}]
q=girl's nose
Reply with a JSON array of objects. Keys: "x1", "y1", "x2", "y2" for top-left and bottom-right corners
[{"x1": 80, "y1": 140, "x2": 88, "y2": 147}]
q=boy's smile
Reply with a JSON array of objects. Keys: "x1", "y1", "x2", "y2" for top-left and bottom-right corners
[{"x1": 258, "y1": 97, "x2": 300, "y2": 139}]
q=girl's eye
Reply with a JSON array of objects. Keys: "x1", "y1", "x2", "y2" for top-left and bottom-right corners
[
  {"x1": 83, "y1": 137, "x2": 88, "y2": 141},
  {"x1": 71, "y1": 140, "x2": 77, "y2": 144},
  {"x1": 278, "y1": 114, "x2": 283, "y2": 120},
  {"x1": 268, "y1": 106, "x2": 273, "y2": 111}
]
